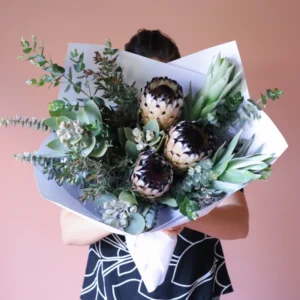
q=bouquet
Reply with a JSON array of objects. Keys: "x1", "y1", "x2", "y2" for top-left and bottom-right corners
[{"x1": 0, "y1": 36, "x2": 288, "y2": 292}]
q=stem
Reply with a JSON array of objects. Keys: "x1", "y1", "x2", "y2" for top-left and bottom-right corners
[{"x1": 62, "y1": 74, "x2": 90, "y2": 98}]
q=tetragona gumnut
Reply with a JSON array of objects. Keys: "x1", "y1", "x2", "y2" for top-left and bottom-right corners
[
  {"x1": 164, "y1": 121, "x2": 212, "y2": 173},
  {"x1": 131, "y1": 150, "x2": 173, "y2": 200},
  {"x1": 140, "y1": 77, "x2": 184, "y2": 130}
]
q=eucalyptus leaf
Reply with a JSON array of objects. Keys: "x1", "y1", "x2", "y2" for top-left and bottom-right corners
[
  {"x1": 84, "y1": 100, "x2": 102, "y2": 123},
  {"x1": 125, "y1": 141, "x2": 140, "y2": 160},
  {"x1": 80, "y1": 137, "x2": 96, "y2": 157},
  {"x1": 118, "y1": 191, "x2": 138, "y2": 205},
  {"x1": 46, "y1": 139, "x2": 68, "y2": 153},
  {"x1": 96, "y1": 193, "x2": 117, "y2": 207},
  {"x1": 159, "y1": 196, "x2": 177, "y2": 207},
  {"x1": 124, "y1": 127, "x2": 136, "y2": 142},
  {"x1": 124, "y1": 213, "x2": 145, "y2": 234},
  {"x1": 90, "y1": 140, "x2": 108, "y2": 158},
  {"x1": 44, "y1": 117, "x2": 59, "y2": 131},
  {"x1": 56, "y1": 116, "x2": 72, "y2": 127},
  {"x1": 143, "y1": 120, "x2": 160, "y2": 137}
]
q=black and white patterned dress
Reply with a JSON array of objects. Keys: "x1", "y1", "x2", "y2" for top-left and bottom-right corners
[{"x1": 80, "y1": 228, "x2": 233, "y2": 300}]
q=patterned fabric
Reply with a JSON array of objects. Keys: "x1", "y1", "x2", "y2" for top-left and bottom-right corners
[{"x1": 80, "y1": 228, "x2": 233, "y2": 300}]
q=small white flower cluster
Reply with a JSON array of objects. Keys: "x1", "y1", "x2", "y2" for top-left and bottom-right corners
[
  {"x1": 56, "y1": 120, "x2": 87, "y2": 150},
  {"x1": 132, "y1": 128, "x2": 155, "y2": 151}
]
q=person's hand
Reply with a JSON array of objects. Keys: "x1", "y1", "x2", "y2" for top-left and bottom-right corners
[{"x1": 162, "y1": 225, "x2": 185, "y2": 237}]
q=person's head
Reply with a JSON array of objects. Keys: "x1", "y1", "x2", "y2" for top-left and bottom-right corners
[{"x1": 125, "y1": 29, "x2": 180, "y2": 63}]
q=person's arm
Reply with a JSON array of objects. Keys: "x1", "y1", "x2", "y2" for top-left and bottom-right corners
[
  {"x1": 60, "y1": 209, "x2": 111, "y2": 246},
  {"x1": 163, "y1": 190, "x2": 249, "y2": 240}
]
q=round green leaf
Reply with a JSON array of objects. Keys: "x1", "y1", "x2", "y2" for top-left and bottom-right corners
[
  {"x1": 90, "y1": 140, "x2": 108, "y2": 158},
  {"x1": 44, "y1": 117, "x2": 59, "y2": 131},
  {"x1": 80, "y1": 137, "x2": 96, "y2": 157},
  {"x1": 124, "y1": 213, "x2": 145, "y2": 235},
  {"x1": 84, "y1": 100, "x2": 102, "y2": 124},
  {"x1": 143, "y1": 120, "x2": 160, "y2": 137},
  {"x1": 95, "y1": 193, "x2": 118, "y2": 207}
]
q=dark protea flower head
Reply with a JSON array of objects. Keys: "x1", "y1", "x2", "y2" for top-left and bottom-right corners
[
  {"x1": 131, "y1": 150, "x2": 173, "y2": 200},
  {"x1": 140, "y1": 77, "x2": 184, "y2": 130},
  {"x1": 164, "y1": 121, "x2": 212, "y2": 173}
]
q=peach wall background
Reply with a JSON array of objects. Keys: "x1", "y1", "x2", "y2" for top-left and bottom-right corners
[{"x1": 0, "y1": 0, "x2": 299, "y2": 299}]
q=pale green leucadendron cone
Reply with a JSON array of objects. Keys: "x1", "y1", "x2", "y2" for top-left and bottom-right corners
[{"x1": 185, "y1": 53, "x2": 243, "y2": 122}]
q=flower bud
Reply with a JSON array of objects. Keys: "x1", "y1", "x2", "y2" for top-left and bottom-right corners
[
  {"x1": 146, "y1": 130, "x2": 155, "y2": 142},
  {"x1": 132, "y1": 128, "x2": 141, "y2": 137},
  {"x1": 59, "y1": 121, "x2": 67, "y2": 129},
  {"x1": 129, "y1": 205, "x2": 137, "y2": 214}
]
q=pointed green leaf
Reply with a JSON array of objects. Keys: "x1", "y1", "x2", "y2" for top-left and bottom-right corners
[
  {"x1": 125, "y1": 141, "x2": 140, "y2": 160},
  {"x1": 212, "y1": 161, "x2": 230, "y2": 177},
  {"x1": 159, "y1": 196, "x2": 178, "y2": 207},
  {"x1": 46, "y1": 139, "x2": 68, "y2": 153},
  {"x1": 211, "y1": 142, "x2": 226, "y2": 164},
  {"x1": 191, "y1": 95, "x2": 205, "y2": 120},
  {"x1": 206, "y1": 65, "x2": 235, "y2": 105},
  {"x1": 218, "y1": 169, "x2": 260, "y2": 184},
  {"x1": 218, "y1": 70, "x2": 243, "y2": 100},
  {"x1": 211, "y1": 180, "x2": 243, "y2": 193},
  {"x1": 218, "y1": 130, "x2": 243, "y2": 165},
  {"x1": 227, "y1": 158, "x2": 268, "y2": 170}
]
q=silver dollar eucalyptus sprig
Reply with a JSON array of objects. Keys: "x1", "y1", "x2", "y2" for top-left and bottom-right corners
[
  {"x1": 0, "y1": 116, "x2": 48, "y2": 131},
  {"x1": 14, "y1": 151, "x2": 58, "y2": 166}
]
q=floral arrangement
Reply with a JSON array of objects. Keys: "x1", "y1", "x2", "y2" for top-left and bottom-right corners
[{"x1": 1, "y1": 36, "x2": 283, "y2": 234}]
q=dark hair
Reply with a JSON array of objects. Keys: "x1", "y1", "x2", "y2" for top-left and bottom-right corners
[{"x1": 125, "y1": 29, "x2": 181, "y2": 62}]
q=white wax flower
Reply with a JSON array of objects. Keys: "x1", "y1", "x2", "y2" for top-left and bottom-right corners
[{"x1": 146, "y1": 130, "x2": 155, "y2": 142}]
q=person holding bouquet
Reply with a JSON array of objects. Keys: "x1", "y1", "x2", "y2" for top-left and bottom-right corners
[{"x1": 60, "y1": 29, "x2": 249, "y2": 300}]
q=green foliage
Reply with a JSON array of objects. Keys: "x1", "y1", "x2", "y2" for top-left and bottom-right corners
[
  {"x1": 172, "y1": 131, "x2": 275, "y2": 220},
  {"x1": 82, "y1": 42, "x2": 139, "y2": 128},
  {"x1": 0, "y1": 116, "x2": 48, "y2": 131}
]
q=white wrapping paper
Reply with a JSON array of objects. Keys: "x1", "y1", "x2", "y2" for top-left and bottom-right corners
[{"x1": 34, "y1": 41, "x2": 288, "y2": 292}]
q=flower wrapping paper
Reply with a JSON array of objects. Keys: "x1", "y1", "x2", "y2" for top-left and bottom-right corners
[{"x1": 34, "y1": 41, "x2": 288, "y2": 292}]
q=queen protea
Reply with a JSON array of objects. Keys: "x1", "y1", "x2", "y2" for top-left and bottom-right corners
[
  {"x1": 164, "y1": 121, "x2": 212, "y2": 173},
  {"x1": 140, "y1": 77, "x2": 184, "y2": 130},
  {"x1": 131, "y1": 150, "x2": 173, "y2": 200}
]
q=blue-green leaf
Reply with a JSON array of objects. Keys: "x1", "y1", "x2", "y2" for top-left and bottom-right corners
[
  {"x1": 119, "y1": 191, "x2": 138, "y2": 205},
  {"x1": 95, "y1": 193, "x2": 117, "y2": 207},
  {"x1": 44, "y1": 118, "x2": 59, "y2": 131},
  {"x1": 84, "y1": 100, "x2": 102, "y2": 123},
  {"x1": 124, "y1": 213, "x2": 145, "y2": 234},
  {"x1": 125, "y1": 141, "x2": 140, "y2": 160},
  {"x1": 90, "y1": 140, "x2": 108, "y2": 157},
  {"x1": 80, "y1": 137, "x2": 96, "y2": 157},
  {"x1": 159, "y1": 196, "x2": 177, "y2": 207},
  {"x1": 46, "y1": 139, "x2": 68, "y2": 153},
  {"x1": 124, "y1": 127, "x2": 136, "y2": 142},
  {"x1": 143, "y1": 120, "x2": 160, "y2": 137}
]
